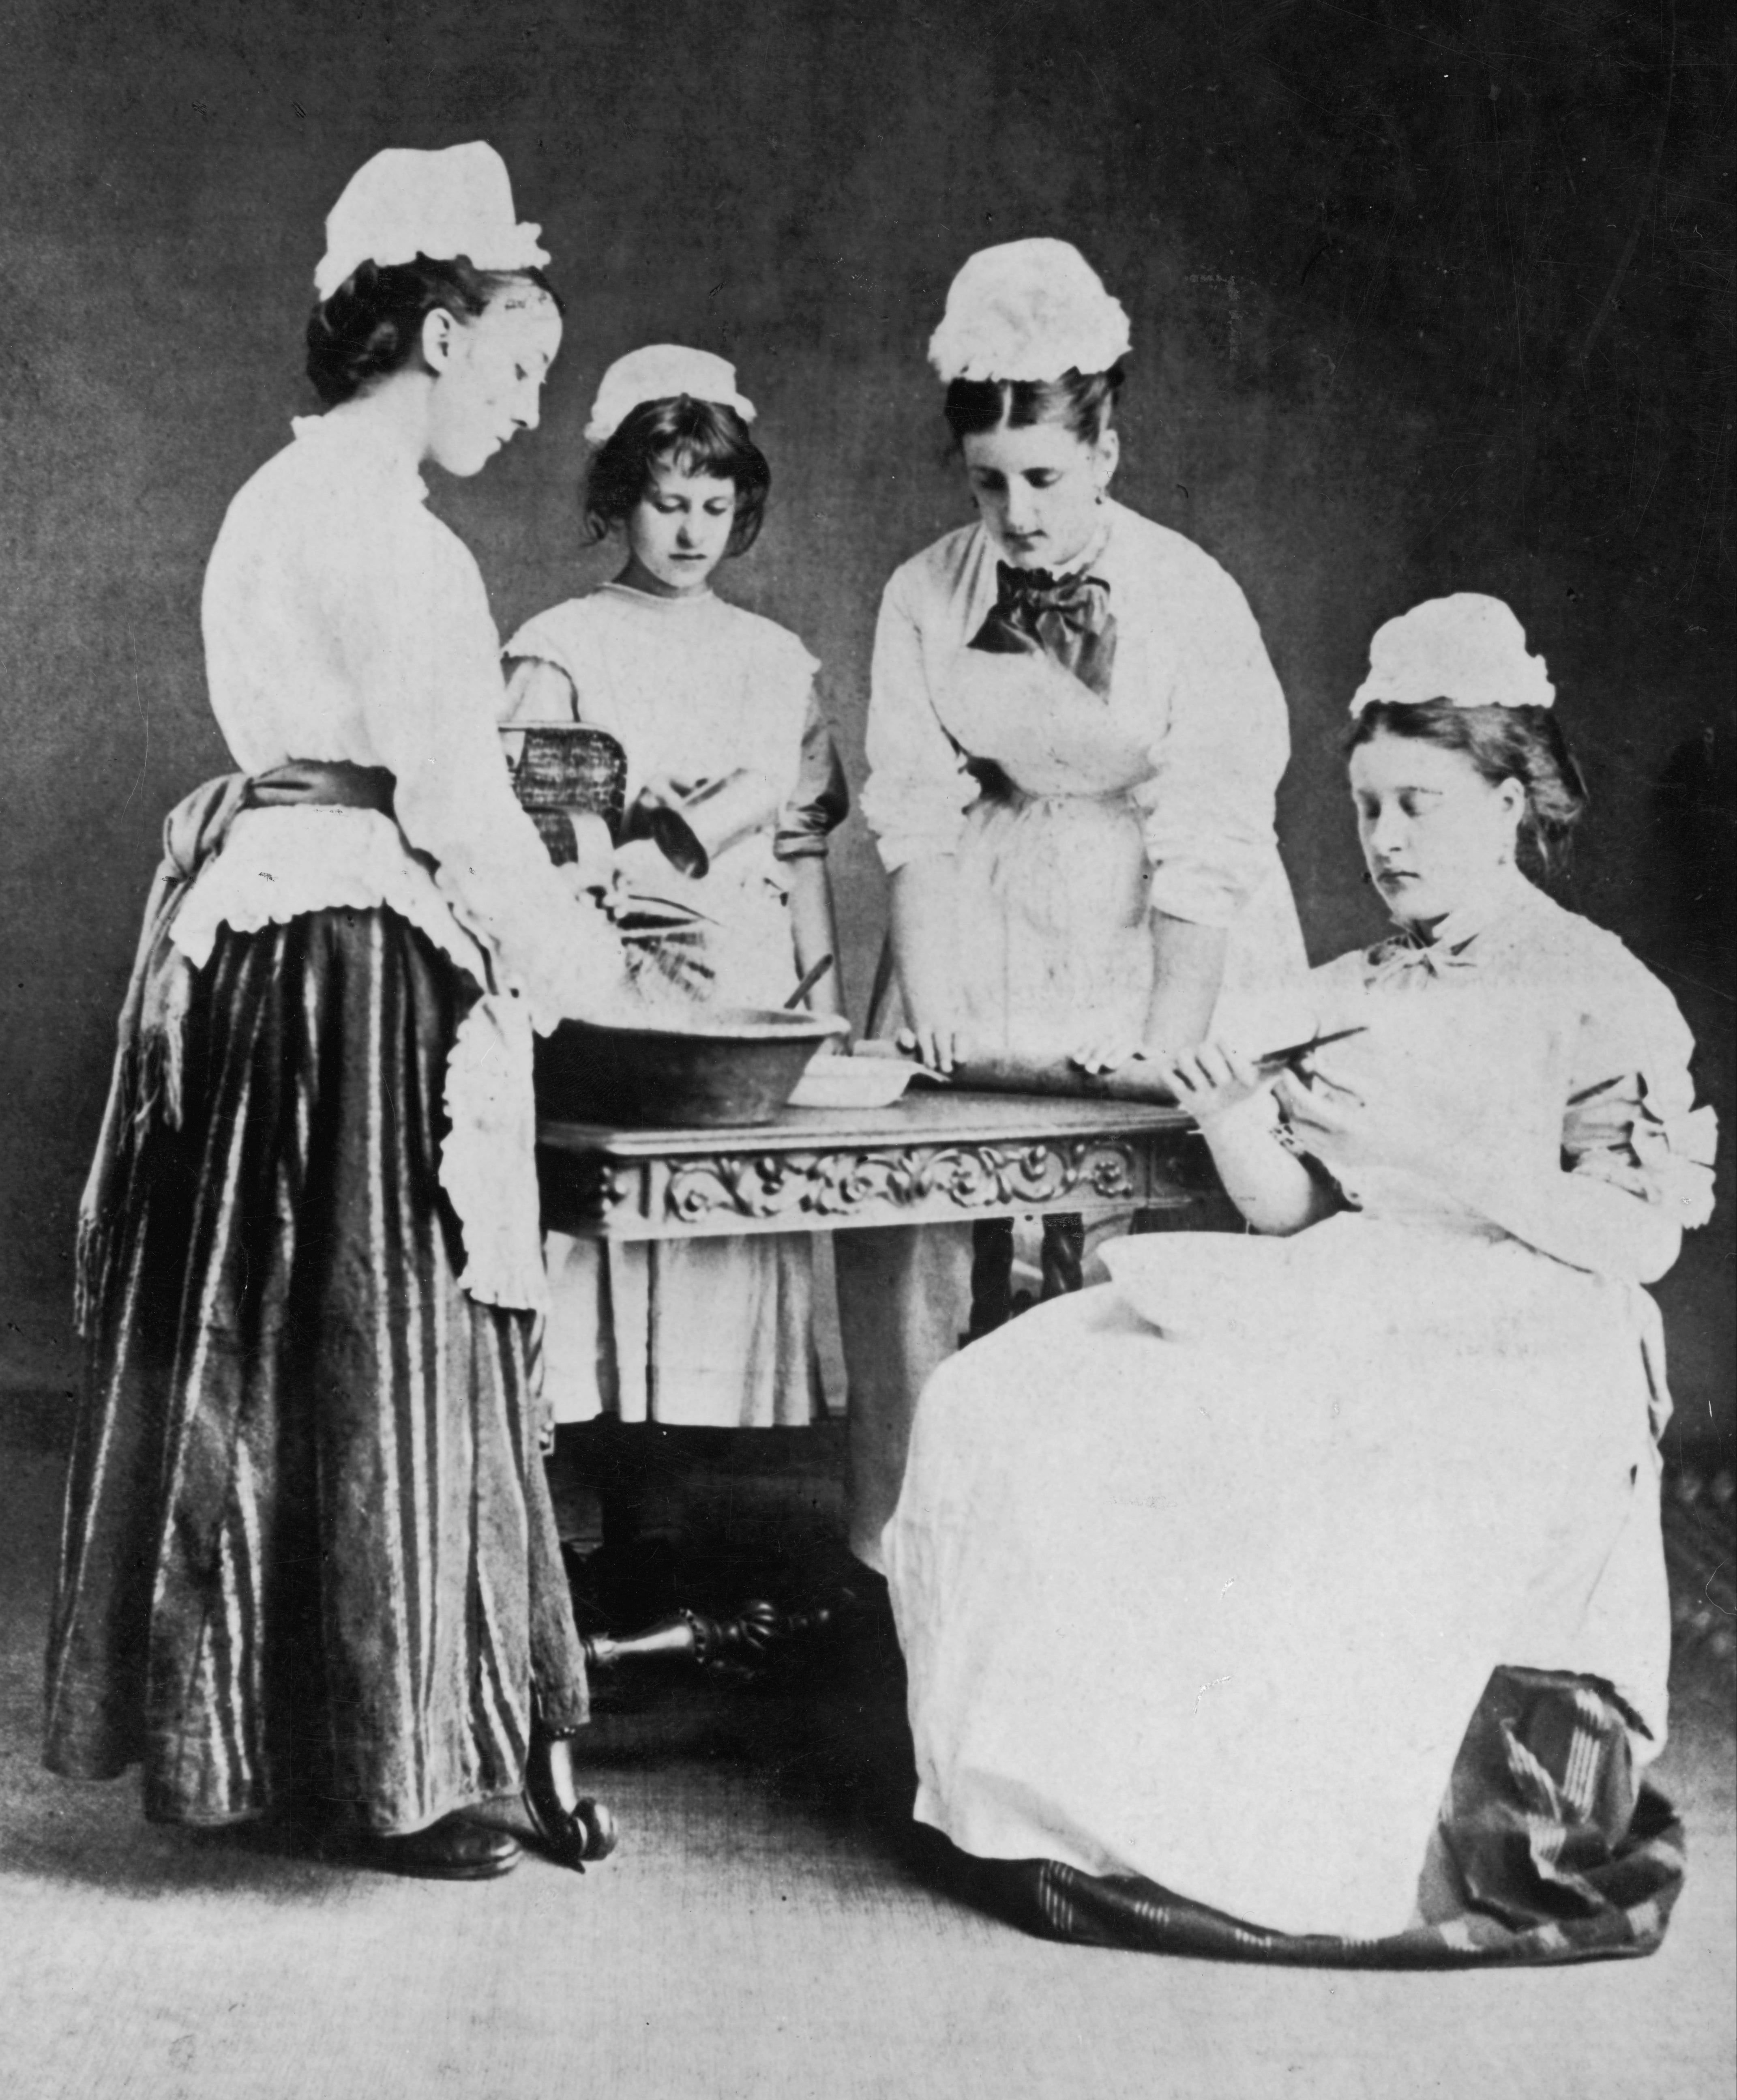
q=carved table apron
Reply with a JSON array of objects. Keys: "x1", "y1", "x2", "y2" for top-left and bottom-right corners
[{"x1": 537, "y1": 1092, "x2": 1204, "y2": 1333}]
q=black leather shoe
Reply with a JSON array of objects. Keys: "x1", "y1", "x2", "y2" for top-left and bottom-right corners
[
  {"x1": 366, "y1": 1814, "x2": 523, "y2": 1881},
  {"x1": 524, "y1": 1733, "x2": 619, "y2": 1871}
]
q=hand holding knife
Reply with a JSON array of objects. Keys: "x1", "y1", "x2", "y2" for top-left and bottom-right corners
[{"x1": 1245, "y1": 1024, "x2": 1367, "y2": 1074}]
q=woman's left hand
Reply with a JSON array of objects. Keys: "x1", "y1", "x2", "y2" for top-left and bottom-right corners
[
  {"x1": 1275, "y1": 1067, "x2": 1455, "y2": 1184},
  {"x1": 1076, "y1": 922, "x2": 1229, "y2": 1076},
  {"x1": 1071, "y1": 1031, "x2": 1169, "y2": 1076}
]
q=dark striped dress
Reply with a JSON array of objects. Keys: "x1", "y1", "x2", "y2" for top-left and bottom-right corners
[
  {"x1": 44, "y1": 409, "x2": 605, "y2": 1835},
  {"x1": 45, "y1": 889, "x2": 589, "y2": 1832}
]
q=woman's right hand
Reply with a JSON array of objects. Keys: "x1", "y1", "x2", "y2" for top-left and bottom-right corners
[
  {"x1": 896, "y1": 1011, "x2": 967, "y2": 1076},
  {"x1": 627, "y1": 772, "x2": 706, "y2": 825},
  {"x1": 1151, "y1": 1041, "x2": 1273, "y2": 1128},
  {"x1": 886, "y1": 857, "x2": 965, "y2": 1071},
  {"x1": 620, "y1": 773, "x2": 691, "y2": 847}
]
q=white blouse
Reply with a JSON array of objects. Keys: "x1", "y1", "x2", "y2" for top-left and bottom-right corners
[
  {"x1": 1298, "y1": 880, "x2": 1719, "y2": 1256},
  {"x1": 502, "y1": 583, "x2": 841, "y2": 861},
  {"x1": 860, "y1": 500, "x2": 1291, "y2": 929},
  {"x1": 196, "y1": 411, "x2": 611, "y2": 1027}
]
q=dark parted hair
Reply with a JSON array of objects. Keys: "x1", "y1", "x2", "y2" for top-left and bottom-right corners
[
  {"x1": 941, "y1": 363, "x2": 1126, "y2": 449},
  {"x1": 1348, "y1": 698, "x2": 1589, "y2": 878},
  {"x1": 305, "y1": 256, "x2": 563, "y2": 408},
  {"x1": 583, "y1": 397, "x2": 770, "y2": 557}
]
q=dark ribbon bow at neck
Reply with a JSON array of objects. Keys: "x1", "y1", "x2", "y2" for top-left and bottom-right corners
[
  {"x1": 968, "y1": 562, "x2": 1118, "y2": 700},
  {"x1": 1366, "y1": 923, "x2": 1484, "y2": 988}
]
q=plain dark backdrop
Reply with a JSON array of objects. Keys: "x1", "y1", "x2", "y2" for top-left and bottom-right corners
[{"x1": 2, "y1": 0, "x2": 1730, "y2": 1448}]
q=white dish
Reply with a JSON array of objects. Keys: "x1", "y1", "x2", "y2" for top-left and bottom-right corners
[{"x1": 787, "y1": 1056, "x2": 924, "y2": 1110}]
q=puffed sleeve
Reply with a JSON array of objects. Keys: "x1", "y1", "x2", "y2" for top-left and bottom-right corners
[
  {"x1": 1563, "y1": 950, "x2": 1718, "y2": 1230},
  {"x1": 858, "y1": 563, "x2": 978, "y2": 873},
  {"x1": 1127, "y1": 553, "x2": 1291, "y2": 928},
  {"x1": 330, "y1": 515, "x2": 623, "y2": 1029},
  {"x1": 774, "y1": 685, "x2": 851, "y2": 862}
]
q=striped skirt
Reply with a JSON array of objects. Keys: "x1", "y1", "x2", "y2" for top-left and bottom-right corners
[{"x1": 45, "y1": 906, "x2": 588, "y2": 1834}]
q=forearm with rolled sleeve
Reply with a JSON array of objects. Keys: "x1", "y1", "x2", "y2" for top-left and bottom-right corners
[{"x1": 1133, "y1": 569, "x2": 1290, "y2": 929}]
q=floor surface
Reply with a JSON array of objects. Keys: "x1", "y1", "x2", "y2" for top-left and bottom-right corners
[{"x1": 2, "y1": 1400, "x2": 1732, "y2": 2100}]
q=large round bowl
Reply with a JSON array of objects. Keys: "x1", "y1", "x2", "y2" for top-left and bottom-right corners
[{"x1": 535, "y1": 1007, "x2": 850, "y2": 1127}]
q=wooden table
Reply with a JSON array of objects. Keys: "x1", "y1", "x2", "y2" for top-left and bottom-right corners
[{"x1": 539, "y1": 1090, "x2": 1207, "y2": 1352}]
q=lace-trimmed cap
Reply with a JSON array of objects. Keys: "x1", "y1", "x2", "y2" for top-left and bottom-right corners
[
  {"x1": 583, "y1": 345, "x2": 757, "y2": 446},
  {"x1": 927, "y1": 239, "x2": 1132, "y2": 384},
  {"x1": 1350, "y1": 594, "x2": 1556, "y2": 715},
  {"x1": 315, "y1": 143, "x2": 550, "y2": 301}
]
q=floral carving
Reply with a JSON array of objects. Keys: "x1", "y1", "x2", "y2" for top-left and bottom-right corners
[{"x1": 664, "y1": 1139, "x2": 1139, "y2": 1226}]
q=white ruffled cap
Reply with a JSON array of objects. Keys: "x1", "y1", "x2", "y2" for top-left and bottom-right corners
[
  {"x1": 1349, "y1": 594, "x2": 1556, "y2": 715},
  {"x1": 314, "y1": 142, "x2": 550, "y2": 301},
  {"x1": 927, "y1": 238, "x2": 1132, "y2": 384},
  {"x1": 583, "y1": 345, "x2": 758, "y2": 446}
]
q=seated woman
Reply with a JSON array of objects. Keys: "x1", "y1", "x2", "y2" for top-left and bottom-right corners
[{"x1": 883, "y1": 594, "x2": 1717, "y2": 1963}]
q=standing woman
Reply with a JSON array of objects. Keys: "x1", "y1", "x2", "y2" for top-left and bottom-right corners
[
  {"x1": 502, "y1": 346, "x2": 849, "y2": 1434},
  {"x1": 45, "y1": 146, "x2": 622, "y2": 1879},
  {"x1": 838, "y1": 240, "x2": 1306, "y2": 1566}
]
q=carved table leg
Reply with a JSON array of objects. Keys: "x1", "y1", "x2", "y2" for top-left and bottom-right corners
[
  {"x1": 1039, "y1": 1211, "x2": 1085, "y2": 1300},
  {"x1": 581, "y1": 1597, "x2": 842, "y2": 1676},
  {"x1": 967, "y1": 1215, "x2": 1016, "y2": 1340}
]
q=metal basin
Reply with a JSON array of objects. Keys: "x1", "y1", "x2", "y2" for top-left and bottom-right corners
[{"x1": 536, "y1": 1007, "x2": 849, "y2": 1127}]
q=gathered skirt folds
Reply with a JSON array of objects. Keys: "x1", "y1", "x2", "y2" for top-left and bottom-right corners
[
  {"x1": 884, "y1": 1215, "x2": 1681, "y2": 1960},
  {"x1": 540, "y1": 1231, "x2": 821, "y2": 1428},
  {"x1": 44, "y1": 906, "x2": 589, "y2": 1834}
]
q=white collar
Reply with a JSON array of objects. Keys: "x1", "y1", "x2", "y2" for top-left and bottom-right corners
[{"x1": 600, "y1": 579, "x2": 718, "y2": 610}]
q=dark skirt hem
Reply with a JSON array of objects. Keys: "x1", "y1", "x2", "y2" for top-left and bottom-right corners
[{"x1": 956, "y1": 1668, "x2": 1685, "y2": 1970}]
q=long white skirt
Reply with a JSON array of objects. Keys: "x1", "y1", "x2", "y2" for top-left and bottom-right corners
[
  {"x1": 883, "y1": 1212, "x2": 1670, "y2": 1939},
  {"x1": 542, "y1": 857, "x2": 821, "y2": 1428},
  {"x1": 541, "y1": 1230, "x2": 820, "y2": 1428}
]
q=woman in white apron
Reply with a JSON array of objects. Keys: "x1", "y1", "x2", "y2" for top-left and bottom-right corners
[{"x1": 838, "y1": 240, "x2": 1307, "y2": 1565}]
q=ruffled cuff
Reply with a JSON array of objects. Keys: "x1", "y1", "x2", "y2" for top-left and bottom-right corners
[
  {"x1": 773, "y1": 721, "x2": 851, "y2": 862},
  {"x1": 1572, "y1": 1093, "x2": 1719, "y2": 1230}
]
